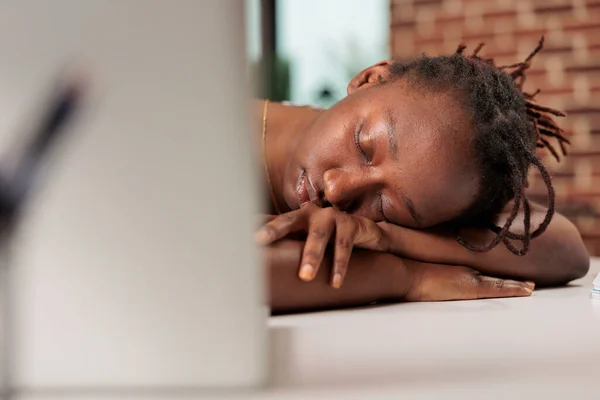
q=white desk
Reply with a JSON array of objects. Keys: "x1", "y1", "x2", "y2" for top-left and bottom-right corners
[
  {"x1": 262, "y1": 259, "x2": 600, "y2": 399},
  {"x1": 16, "y1": 260, "x2": 600, "y2": 400}
]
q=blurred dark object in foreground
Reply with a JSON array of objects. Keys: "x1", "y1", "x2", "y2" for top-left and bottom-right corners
[{"x1": 0, "y1": 76, "x2": 83, "y2": 232}]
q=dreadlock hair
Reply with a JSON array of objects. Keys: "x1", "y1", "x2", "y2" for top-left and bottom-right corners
[{"x1": 387, "y1": 37, "x2": 568, "y2": 256}]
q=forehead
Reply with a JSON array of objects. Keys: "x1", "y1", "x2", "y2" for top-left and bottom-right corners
[
  {"x1": 375, "y1": 82, "x2": 480, "y2": 225},
  {"x1": 378, "y1": 81, "x2": 469, "y2": 135}
]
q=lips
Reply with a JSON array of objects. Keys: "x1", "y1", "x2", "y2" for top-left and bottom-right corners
[
  {"x1": 296, "y1": 171, "x2": 310, "y2": 206},
  {"x1": 296, "y1": 170, "x2": 320, "y2": 207}
]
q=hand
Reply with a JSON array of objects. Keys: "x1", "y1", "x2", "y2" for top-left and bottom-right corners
[
  {"x1": 257, "y1": 214, "x2": 277, "y2": 227},
  {"x1": 403, "y1": 260, "x2": 535, "y2": 301},
  {"x1": 255, "y1": 204, "x2": 389, "y2": 288}
]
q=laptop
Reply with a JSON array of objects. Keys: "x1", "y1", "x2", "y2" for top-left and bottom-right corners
[{"x1": 0, "y1": 0, "x2": 266, "y2": 394}]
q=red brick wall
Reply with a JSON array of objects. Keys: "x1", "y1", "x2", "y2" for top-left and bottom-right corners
[{"x1": 390, "y1": 0, "x2": 600, "y2": 255}]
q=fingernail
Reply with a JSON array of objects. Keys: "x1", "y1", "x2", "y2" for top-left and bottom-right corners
[
  {"x1": 523, "y1": 281, "x2": 534, "y2": 295},
  {"x1": 255, "y1": 229, "x2": 269, "y2": 244},
  {"x1": 332, "y1": 273, "x2": 342, "y2": 289},
  {"x1": 299, "y1": 264, "x2": 314, "y2": 281}
]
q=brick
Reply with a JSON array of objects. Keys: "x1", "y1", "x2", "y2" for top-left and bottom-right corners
[
  {"x1": 564, "y1": 21, "x2": 600, "y2": 32},
  {"x1": 483, "y1": 9, "x2": 518, "y2": 20},
  {"x1": 391, "y1": 29, "x2": 417, "y2": 57},
  {"x1": 543, "y1": 72, "x2": 600, "y2": 98},
  {"x1": 412, "y1": 24, "x2": 550, "y2": 48},
  {"x1": 391, "y1": 1, "x2": 416, "y2": 23},
  {"x1": 533, "y1": 3, "x2": 575, "y2": 15},
  {"x1": 434, "y1": 13, "x2": 465, "y2": 25},
  {"x1": 414, "y1": 0, "x2": 443, "y2": 6},
  {"x1": 391, "y1": 19, "x2": 417, "y2": 29}
]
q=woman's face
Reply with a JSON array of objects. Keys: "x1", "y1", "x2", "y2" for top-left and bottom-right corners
[{"x1": 280, "y1": 73, "x2": 480, "y2": 228}]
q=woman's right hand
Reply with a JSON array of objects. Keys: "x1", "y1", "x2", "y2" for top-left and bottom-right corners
[
  {"x1": 256, "y1": 204, "x2": 389, "y2": 289},
  {"x1": 402, "y1": 259, "x2": 535, "y2": 302}
]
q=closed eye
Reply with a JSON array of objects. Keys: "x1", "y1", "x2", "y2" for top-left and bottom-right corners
[{"x1": 354, "y1": 122, "x2": 371, "y2": 164}]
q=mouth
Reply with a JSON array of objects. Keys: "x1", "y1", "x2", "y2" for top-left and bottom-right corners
[{"x1": 296, "y1": 170, "x2": 321, "y2": 208}]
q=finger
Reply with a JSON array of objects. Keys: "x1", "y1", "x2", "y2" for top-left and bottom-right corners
[
  {"x1": 405, "y1": 263, "x2": 535, "y2": 302},
  {"x1": 353, "y1": 218, "x2": 388, "y2": 251},
  {"x1": 331, "y1": 216, "x2": 357, "y2": 289},
  {"x1": 475, "y1": 276, "x2": 535, "y2": 299},
  {"x1": 256, "y1": 214, "x2": 277, "y2": 228},
  {"x1": 299, "y1": 211, "x2": 335, "y2": 282},
  {"x1": 255, "y1": 211, "x2": 303, "y2": 245}
]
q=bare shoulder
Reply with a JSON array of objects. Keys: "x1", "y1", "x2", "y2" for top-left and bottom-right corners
[{"x1": 498, "y1": 200, "x2": 576, "y2": 236}]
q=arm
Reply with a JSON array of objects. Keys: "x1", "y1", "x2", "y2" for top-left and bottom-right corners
[
  {"x1": 381, "y1": 202, "x2": 590, "y2": 286},
  {"x1": 268, "y1": 239, "x2": 533, "y2": 314},
  {"x1": 268, "y1": 240, "x2": 406, "y2": 313}
]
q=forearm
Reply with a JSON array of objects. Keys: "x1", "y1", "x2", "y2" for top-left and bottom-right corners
[
  {"x1": 382, "y1": 210, "x2": 589, "y2": 286},
  {"x1": 267, "y1": 239, "x2": 535, "y2": 313},
  {"x1": 267, "y1": 239, "x2": 409, "y2": 314}
]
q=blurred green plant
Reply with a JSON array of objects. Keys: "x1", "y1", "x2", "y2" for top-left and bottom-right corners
[{"x1": 252, "y1": 54, "x2": 291, "y2": 101}]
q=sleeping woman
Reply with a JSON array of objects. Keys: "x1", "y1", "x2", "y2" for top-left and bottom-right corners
[{"x1": 253, "y1": 39, "x2": 590, "y2": 313}]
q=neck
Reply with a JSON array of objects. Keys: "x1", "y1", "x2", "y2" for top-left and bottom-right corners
[{"x1": 255, "y1": 100, "x2": 321, "y2": 214}]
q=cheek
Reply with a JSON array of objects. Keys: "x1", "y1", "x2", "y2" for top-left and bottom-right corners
[
  {"x1": 397, "y1": 165, "x2": 477, "y2": 227},
  {"x1": 426, "y1": 180, "x2": 478, "y2": 224},
  {"x1": 299, "y1": 122, "x2": 351, "y2": 167}
]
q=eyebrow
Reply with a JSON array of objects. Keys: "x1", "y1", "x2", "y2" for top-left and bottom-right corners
[
  {"x1": 401, "y1": 194, "x2": 425, "y2": 228},
  {"x1": 384, "y1": 107, "x2": 398, "y2": 160}
]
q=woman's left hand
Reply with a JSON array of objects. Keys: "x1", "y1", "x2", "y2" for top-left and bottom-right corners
[{"x1": 255, "y1": 204, "x2": 390, "y2": 288}]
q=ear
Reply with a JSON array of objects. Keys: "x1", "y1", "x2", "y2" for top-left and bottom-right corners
[{"x1": 347, "y1": 60, "x2": 394, "y2": 95}]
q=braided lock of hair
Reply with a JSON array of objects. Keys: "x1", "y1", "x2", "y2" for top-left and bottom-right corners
[
  {"x1": 456, "y1": 37, "x2": 565, "y2": 256},
  {"x1": 390, "y1": 37, "x2": 568, "y2": 256}
]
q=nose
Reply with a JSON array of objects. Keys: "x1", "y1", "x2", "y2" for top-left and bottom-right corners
[{"x1": 323, "y1": 168, "x2": 380, "y2": 212}]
